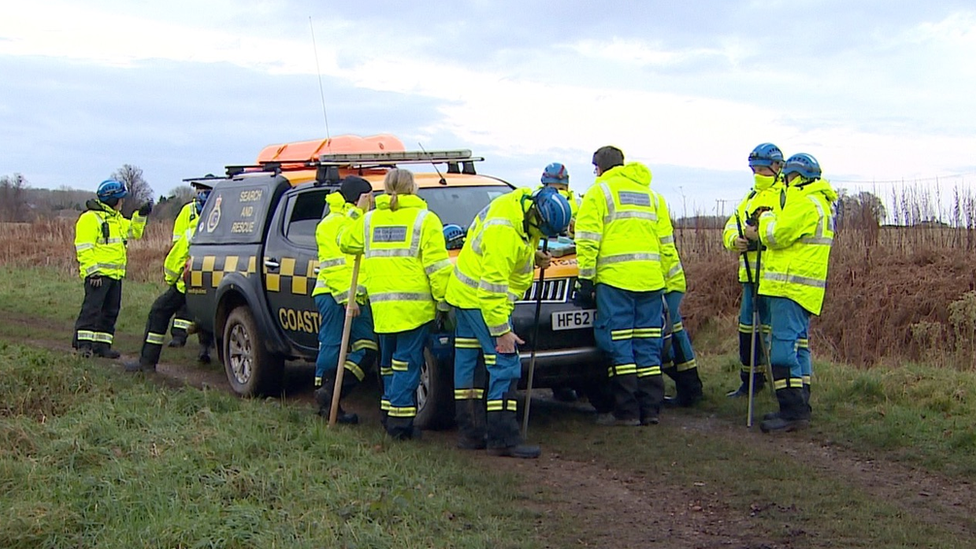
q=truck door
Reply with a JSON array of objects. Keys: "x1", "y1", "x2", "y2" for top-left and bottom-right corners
[{"x1": 263, "y1": 186, "x2": 332, "y2": 356}]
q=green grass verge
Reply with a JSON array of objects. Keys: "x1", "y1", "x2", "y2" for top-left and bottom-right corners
[{"x1": 0, "y1": 342, "x2": 537, "y2": 548}]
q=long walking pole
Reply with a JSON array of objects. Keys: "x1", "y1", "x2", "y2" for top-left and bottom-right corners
[
  {"x1": 521, "y1": 239, "x2": 550, "y2": 437},
  {"x1": 329, "y1": 256, "x2": 363, "y2": 427},
  {"x1": 736, "y1": 215, "x2": 759, "y2": 428}
]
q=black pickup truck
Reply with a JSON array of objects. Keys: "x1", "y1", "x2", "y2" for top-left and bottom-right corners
[{"x1": 184, "y1": 149, "x2": 610, "y2": 428}]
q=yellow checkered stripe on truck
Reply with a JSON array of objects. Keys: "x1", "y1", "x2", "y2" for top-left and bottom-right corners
[
  {"x1": 189, "y1": 255, "x2": 318, "y2": 296},
  {"x1": 263, "y1": 257, "x2": 317, "y2": 295},
  {"x1": 188, "y1": 255, "x2": 258, "y2": 289}
]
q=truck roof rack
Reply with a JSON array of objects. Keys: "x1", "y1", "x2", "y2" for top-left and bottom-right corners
[{"x1": 223, "y1": 149, "x2": 485, "y2": 184}]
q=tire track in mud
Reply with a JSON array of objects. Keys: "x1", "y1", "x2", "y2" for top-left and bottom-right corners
[{"x1": 4, "y1": 311, "x2": 976, "y2": 547}]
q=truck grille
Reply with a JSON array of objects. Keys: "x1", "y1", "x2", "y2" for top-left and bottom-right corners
[{"x1": 519, "y1": 278, "x2": 570, "y2": 303}]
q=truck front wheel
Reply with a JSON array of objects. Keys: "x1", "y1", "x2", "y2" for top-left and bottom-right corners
[{"x1": 223, "y1": 306, "x2": 284, "y2": 397}]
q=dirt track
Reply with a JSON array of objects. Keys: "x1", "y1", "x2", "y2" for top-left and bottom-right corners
[{"x1": 11, "y1": 324, "x2": 976, "y2": 548}]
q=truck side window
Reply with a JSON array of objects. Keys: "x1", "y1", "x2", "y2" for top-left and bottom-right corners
[{"x1": 284, "y1": 189, "x2": 330, "y2": 248}]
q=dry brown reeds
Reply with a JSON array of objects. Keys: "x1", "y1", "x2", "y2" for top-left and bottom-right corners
[{"x1": 0, "y1": 217, "x2": 170, "y2": 283}]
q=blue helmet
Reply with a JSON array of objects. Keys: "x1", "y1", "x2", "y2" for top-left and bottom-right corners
[
  {"x1": 96, "y1": 179, "x2": 128, "y2": 201},
  {"x1": 531, "y1": 186, "x2": 573, "y2": 237},
  {"x1": 748, "y1": 143, "x2": 784, "y2": 168},
  {"x1": 443, "y1": 223, "x2": 466, "y2": 250},
  {"x1": 541, "y1": 162, "x2": 569, "y2": 185},
  {"x1": 782, "y1": 153, "x2": 821, "y2": 180}
]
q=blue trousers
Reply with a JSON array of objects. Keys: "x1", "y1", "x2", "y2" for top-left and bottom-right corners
[
  {"x1": 737, "y1": 283, "x2": 771, "y2": 380},
  {"x1": 662, "y1": 291, "x2": 703, "y2": 402},
  {"x1": 314, "y1": 294, "x2": 377, "y2": 388},
  {"x1": 767, "y1": 297, "x2": 812, "y2": 418},
  {"x1": 454, "y1": 308, "x2": 523, "y2": 449},
  {"x1": 594, "y1": 284, "x2": 665, "y2": 421},
  {"x1": 379, "y1": 323, "x2": 430, "y2": 438}
]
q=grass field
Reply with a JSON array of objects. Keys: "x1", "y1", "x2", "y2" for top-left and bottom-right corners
[{"x1": 6, "y1": 211, "x2": 976, "y2": 547}]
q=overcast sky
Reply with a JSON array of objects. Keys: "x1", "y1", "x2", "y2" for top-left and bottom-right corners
[{"x1": 2, "y1": 0, "x2": 975, "y2": 216}]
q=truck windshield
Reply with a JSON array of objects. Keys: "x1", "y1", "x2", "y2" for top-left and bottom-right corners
[{"x1": 418, "y1": 186, "x2": 512, "y2": 228}]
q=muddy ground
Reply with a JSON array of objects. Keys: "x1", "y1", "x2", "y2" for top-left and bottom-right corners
[{"x1": 13, "y1": 329, "x2": 976, "y2": 549}]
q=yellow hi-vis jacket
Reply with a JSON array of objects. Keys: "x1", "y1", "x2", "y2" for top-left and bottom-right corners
[
  {"x1": 757, "y1": 178, "x2": 838, "y2": 316},
  {"x1": 575, "y1": 162, "x2": 666, "y2": 292},
  {"x1": 653, "y1": 191, "x2": 685, "y2": 293},
  {"x1": 446, "y1": 188, "x2": 539, "y2": 337},
  {"x1": 172, "y1": 202, "x2": 198, "y2": 243},
  {"x1": 339, "y1": 193, "x2": 452, "y2": 334},
  {"x1": 163, "y1": 233, "x2": 190, "y2": 293},
  {"x1": 722, "y1": 177, "x2": 784, "y2": 283},
  {"x1": 74, "y1": 200, "x2": 147, "y2": 280},
  {"x1": 312, "y1": 193, "x2": 367, "y2": 304}
]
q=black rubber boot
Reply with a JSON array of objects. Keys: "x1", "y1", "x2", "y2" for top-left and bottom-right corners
[
  {"x1": 167, "y1": 337, "x2": 187, "y2": 348},
  {"x1": 664, "y1": 368, "x2": 704, "y2": 407},
  {"x1": 124, "y1": 360, "x2": 155, "y2": 373},
  {"x1": 486, "y1": 444, "x2": 541, "y2": 459},
  {"x1": 760, "y1": 385, "x2": 810, "y2": 433},
  {"x1": 197, "y1": 344, "x2": 211, "y2": 364},
  {"x1": 727, "y1": 371, "x2": 765, "y2": 398},
  {"x1": 93, "y1": 343, "x2": 120, "y2": 359},
  {"x1": 314, "y1": 385, "x2": 359, "y2": 424},
  {"x1": 455, "y1": 398, "x2": 487, "y2": 450},
  {"x1": 636, "y1": 373, "x2": 664, "y2": 426}
]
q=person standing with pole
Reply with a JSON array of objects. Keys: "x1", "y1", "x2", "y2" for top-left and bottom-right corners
[
  {"x1": 446, "y1": 187, "x2": 570, "y2": 457},
  {"x1": 575, "y1": 146, "x2": 668, "y2": 427},
  {"x1": 722, "y1": 143, "x2": 783, "y2": 398},
  {"x1": 743, "y1": 153, "x2": 836, "y2": 432},
  {"x1": 312, "y1": 176, "x2": 378, "y2": 424},
  {"x1": 339, "y1": 168, "x2": 452, "y2": 441}
]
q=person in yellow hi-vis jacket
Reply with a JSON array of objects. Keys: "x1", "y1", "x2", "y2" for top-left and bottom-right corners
[
  {"x1": 339, "y1": 168, "x2": 453, "y2": 440},
  {"x1": 722, "y1": 143, "x2": 784, "y2": 397},
  {"x1": 311, "y1": 176, "x2": 378, "y2": 425},
  {"x1": 168, "y1": 177, "x2": 216, "y2": 360},
  {"x1": 124, "y1": 219, "x2": 196, "y2": 373},
  {"x1": 72, "y1": 179, "x2": 150, "y2": 358},
  {"x1": 656, "y1": 191, "x2": 704, "y2": 408},
  {"x1": 446, "y1": 186, "x2": 571, "y2": 459},
  {"x1": 575, "y1": 146, "x2": 667, "y2": 427},
  {"x1": 744, "y1": 153, "x2": 836, "y2": 433}
]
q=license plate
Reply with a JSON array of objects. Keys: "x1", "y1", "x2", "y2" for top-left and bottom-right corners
[{"x1": 551, "y1": 309, "x2": 596, "y2": 331}]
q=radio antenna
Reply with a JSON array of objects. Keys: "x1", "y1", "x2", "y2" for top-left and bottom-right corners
[
  {"x1": 309, "y1": 16, "x2": 331, "y2": 140},
  {"x1": 418, "y1": 142, "x2": 447, "y2": 185}
]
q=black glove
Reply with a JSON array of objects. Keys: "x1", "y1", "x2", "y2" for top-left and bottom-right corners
[
  {"x1": 138, "y1": 201, "x2": 153, "y2": 216},
  {"x1": 573, "y1": 279, "x2": 596, "y2": 308}
]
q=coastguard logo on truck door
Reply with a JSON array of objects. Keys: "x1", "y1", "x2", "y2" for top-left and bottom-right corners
[{"x1": 206, "y1": 195, "x2": 222, "y2": 233}]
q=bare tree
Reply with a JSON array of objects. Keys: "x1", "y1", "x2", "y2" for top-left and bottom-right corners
[
  {"x1": 0, "y1": 173, "x2": 30, "y2": 222},
  {"x1": 111, "y1": 164, "x2": 153, "y2": 215}
]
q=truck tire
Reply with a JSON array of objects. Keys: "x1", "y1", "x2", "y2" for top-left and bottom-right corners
[
  {"x1": 223, "y1": 306, "x2": 284, "y2": 397},
  {"x1": 414, "y1": 348, "x2": 454, "y2": 430}
]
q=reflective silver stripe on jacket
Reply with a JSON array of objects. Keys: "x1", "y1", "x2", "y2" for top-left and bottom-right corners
[
  {"x1": 164, "y1": 267, "x2": 183, "y2": 280},
  {"x1": 454, "y1": 266, "x2": 480, "y2": 290},
  {"x1": 611, "y1": 210, "x2": 657, "y2": 222},
  {"x1": 579, "y1": 267, "x2": 596, "y2": 278},
  {"x1": 478, "y1": 280, "x2": 508, "y2": 294},
  {"x1": 472, "y1": 218, "x2": 517, "y2": 255},
  {"x1": 85, "y1": 263, "x2": 125, "y2": 275},
  {"x1": 517, "y1": 257, "x2": 534, "y2": 274},
  {"x1": 425, "y1": 258, "x2": 452, "y2": 276},
  {"x1": 764, "y1": 219, "x2": 777, "y2": 247},
  {"x1": 666, "y1": 262, "x2": 683, "y2": 279},
  {"x1": 598, "y1": 252, "x2": 661, "y2": 265},
  {"x1": 762, "y1": 272, "x2": 826, "y2": 289},
  {"x1": 575, "y1": 230, "x2": 602, "y2": 243},
  {"x1": 369, "y1": 292, "x2": 433, "y2": 302},
  {"x1": 798, "y1": 196, "x2": 834, "y2": 246},
  {"x1": 659, "y1": 235, "x2": 674, "y2": 245},
  {"x1": 363, "y1": 211, "x2": 375, "y2": 254},
  {"x1": 75, "y1": 243, "x2": 94, "y2": 252},
  {"x1": 319, "y1": 258, "x2": 346, "y2": 269}
]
